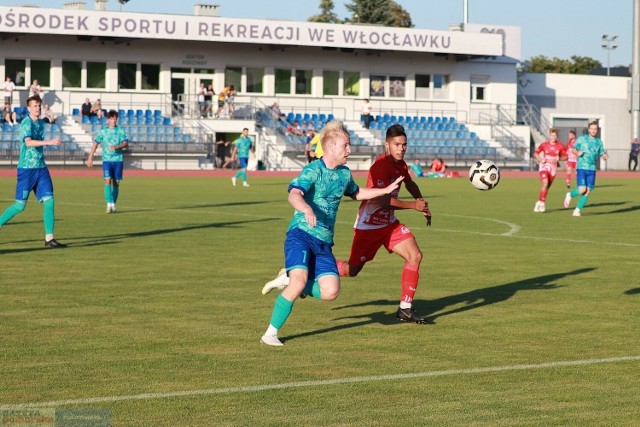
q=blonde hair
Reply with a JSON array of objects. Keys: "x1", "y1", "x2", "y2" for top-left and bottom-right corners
[{"x1": 320, "y1": 120, "x2": 349, "y2": 150}]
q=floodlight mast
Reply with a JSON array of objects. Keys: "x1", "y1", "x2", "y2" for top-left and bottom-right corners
[{"x1": 633, "y1": 0, "x2": 640, "y2": 141}]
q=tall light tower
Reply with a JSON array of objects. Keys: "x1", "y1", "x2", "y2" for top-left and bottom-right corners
[{"x1": 601, "y1": 34, "x2": 618, "y2": 76}]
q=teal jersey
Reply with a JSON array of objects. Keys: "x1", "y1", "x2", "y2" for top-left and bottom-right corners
[
  {"x1": 287, "y1": 159, "x2": 359, "y2": 244},
  {"x1": 234, "y1": 136, "x2": 252, "y2": 158},
  {"x1": 409, "y1": 163, "x2": 422, "y2": 176},
  {"x1": 574, "y1": 134, "x2": 606, "y2": 171},
  {"x1": 18, "y1": 117, "x2": 47, "y2": 169},
  {"x1": 95, "y1": 126, "x2": 129, "y2": 162}
]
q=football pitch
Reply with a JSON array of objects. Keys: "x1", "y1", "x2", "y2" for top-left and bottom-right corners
[{"x1": 1, "y1": 173, "x2": 638, "y2": 426}]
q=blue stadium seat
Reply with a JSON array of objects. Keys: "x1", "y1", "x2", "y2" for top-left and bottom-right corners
[
  {"x1": 154, "y1": 109, "x2": 162, "y2": 117},
  {"x1": 72, "y1": 108, "x2": 80, "y2": 116}
]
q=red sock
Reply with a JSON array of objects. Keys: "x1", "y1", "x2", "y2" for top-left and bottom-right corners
[
  {"x1": 337, "y1": 260, "x2": 349, "y2": 277},
  {"x1": 539, "y1": 189, "x2": 548, "y2": 202},
  {"x1": 401, "y1": 264, "x2": 419, "y2": 304}
]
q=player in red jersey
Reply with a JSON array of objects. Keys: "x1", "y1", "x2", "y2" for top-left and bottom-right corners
[
  {"x1": 533, "y1": 128, "x2": 567, "y2": 213},
  {"x1": 336, "y1": 124, "x2": 432, "y2": 323},
  {"x1": 564, "y1": 130, "x2": 577, "y2": 188}
]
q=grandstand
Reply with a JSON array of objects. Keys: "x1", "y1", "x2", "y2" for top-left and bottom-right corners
[{"x1": 0, "y1": 3, "x2": 633, "y2": 170}]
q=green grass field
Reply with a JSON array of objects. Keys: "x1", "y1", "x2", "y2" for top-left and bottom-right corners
[{"x1": 1, "y1": 174, "x2": 638, "y2": 426}]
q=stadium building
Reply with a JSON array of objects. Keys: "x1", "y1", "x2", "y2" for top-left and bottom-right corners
[{"x1": 0, "y1": 2, "x2": 633, "y2": 170}]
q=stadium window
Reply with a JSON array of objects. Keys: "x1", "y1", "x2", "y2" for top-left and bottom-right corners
[
  {"x1": 62, "y1": 60, "x2": 82, "y2": 88},
  {"x1": 87, "y1": 62, "x2": 106, "y2": 89},
  {"x1": 323, "y1": 70, "x2": 339, "y2": 96},
  {"x1": 433, "y1": 74, "x2": 450, "y2": 100},
  {"x1": 295, "y1": 69, "x2": 312, "y2": 95},
  {"x1": 415, "y1": 74, "x2": 430, "y2": 99},
  {"x1": 118, "y1": 63, "x2": 137, "y2": 90},
  {"x1": 343, "y1": 71, "x2": 360, "y2": 96},
  {"x1": 390, "y1": 76, "x2": 406, "y2": 98},
  {"x1": 275, "y1": 68, "x2": 291, "y2": 94},
  {"x1": 225, "y1": 67, "x2": 242, "y2": 91},
  {"x1": 30, "y1": 60, "x2": 51, "y2": 87},
  {"x1": 370, "y1": 75, "x2": 386, "y2": 97},
  {"x1": 141, "y1": 64, "x2": 160, "y2": 90},
  {"x1": 246, "y1": 67, "x2": 264, "y2": 93},
  {"x1": 471, "y1": 75, "x2": 489, "y2": 102},
  {"x1": 5, "y1": 59, "x2": 26, "y2": 86}
]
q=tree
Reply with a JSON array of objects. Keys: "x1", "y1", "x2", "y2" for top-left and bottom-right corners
[
  {"x1": 525, "y1": 55, "x2": 602, "y2": 75},
  {"x1": 389, "y1": 1, "x2": 413, "y2": 28},
  {"x1": 118, "y1": 0, "x2": 130, "y2": 4},
  {"x1": 345, "y1": 0, "x2": 394, "y2": 26},
  {"x1": 309, "y1": 0, "x2": 342, "y2": 23}
]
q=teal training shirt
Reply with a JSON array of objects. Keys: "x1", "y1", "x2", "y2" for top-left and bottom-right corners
[
  {"x1": 18, "y1": 117, "x2": 46, "y2": 169},
  {"x1": 574, "y1": 134, "x2": 606, "y2": 171},
  {"x1": 95, "y1": 126, "x2": 129, "y2": 162},
  {"x1": 234, "y1": 136, "x2": 252, "y2": 158},
  {"x1": 287, "y1": 159, "x2": 359, "y2": 245}
]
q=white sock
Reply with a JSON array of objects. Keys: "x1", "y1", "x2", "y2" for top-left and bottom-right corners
[
  {"x1": 265, "y1": 324, "x2": 278, "y2": 336},
  {"x1": 45, "y1": 234, "x2": 54, "y2": 242},
  {"x1": 399, "y1": 301, "x2": 411, "y2": 309}
]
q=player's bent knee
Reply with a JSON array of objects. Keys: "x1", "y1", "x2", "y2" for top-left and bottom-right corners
[{"x1": 13, "y1": 201, "x2": 26, "y2": 213}]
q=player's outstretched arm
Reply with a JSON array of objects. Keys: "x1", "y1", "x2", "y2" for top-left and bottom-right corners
[{"x1": 355, "y1": 176, "x2": 403, "y2": 201}]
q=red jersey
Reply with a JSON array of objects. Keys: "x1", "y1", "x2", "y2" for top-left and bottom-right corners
[
  {"x1": 565, "y1": 137, "x2": 577, "y2": 163},
  {"x1": 354, "y1": 154, "x2": 412, "y2": 230},
  {"x1": 535, "y1": 141, "x2": 566, "y2": 176}
]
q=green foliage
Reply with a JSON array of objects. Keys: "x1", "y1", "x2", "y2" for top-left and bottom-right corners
[
  {"x1": 525, "y1": 55, "x2": 603, "y2": 74},
  {"x1": 308, "y1": 0, "x2": 342, "y2": 23},
  {"x1": 117, "y1": 0, "x2": 130, "y2": 4},
  {"x1": 0, "y1": 175, "x2": 638, "y2": 425},
  {"x1": 344, "y1": 0, "x2": 412, "y2": 27}
]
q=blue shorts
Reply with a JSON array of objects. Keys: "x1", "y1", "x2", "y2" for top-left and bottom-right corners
[
  {"x1": 103, "y1": 161, "x2": 124, "y2": 181},
  {"x1": 576, "y1": 169, "x2": 596, "y2": 190},
  {"x1": 284, "y1": 227, "x2": 338, "y2": 281},
  {"x1": 15, "y1": 167, "x2": 53, "y2": 202},
  {"x1": 238, "y1": 157, "x2": 248, "y2": 169}
]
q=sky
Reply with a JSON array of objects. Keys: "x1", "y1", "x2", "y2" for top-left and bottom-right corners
[{"x1": 2, "y1": 0, "x2": 635, "y2": 66}]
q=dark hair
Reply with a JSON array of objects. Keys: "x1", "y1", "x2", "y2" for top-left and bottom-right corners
[
  {"x1": 589, "y1": 120, "x2": 599, "y2": 128},
  {"x1": 107, "y1": 109, "x2": 119, "y2": 119},
  {"x1": 26, "y1": 95, "x2": 42, "y2": 106},
  {"x1": 385, "y1": 124, "x2": 406, "y2": 140},
  {"x1": 569, "y1": 130, "x2": 576, "y2": 136}
]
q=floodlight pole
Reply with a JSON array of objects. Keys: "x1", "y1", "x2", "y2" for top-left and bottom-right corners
[
  {"x1": 601, "y1": 34, "x2": 618, "y2": 76},
  {"x1": 632, "y1": 0, "x2": 640, "y2": 142}
]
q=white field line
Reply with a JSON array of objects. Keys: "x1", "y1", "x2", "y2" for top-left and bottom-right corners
[{"x1": 2, "y1": 355, "x2": 639, "y2": 409}]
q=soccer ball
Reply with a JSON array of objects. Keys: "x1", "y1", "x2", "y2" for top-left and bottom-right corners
[{"x1": 469, "y1": 160, "x2": 500, "y2": 191}]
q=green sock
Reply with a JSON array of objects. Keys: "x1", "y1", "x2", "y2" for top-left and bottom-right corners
[
  {"x1": 240, "y1": 170, "x2": 248, "y2": 182},
  {"x1": 570, "y1": 188, "x2": 581, "y2": 198},
  {"x1": 104, "y1": 184, "x2": 114, "y2": 203},
  {"x1": 304, "y1": 280, "x2": 322, "y2": 300},
  {"x1": 577, "y1": 194, "x2": 589, "y2": 210},
  {"x1": 0, "y1": 202, "x2": 26, "y2": 227},
  {"x1": 43, "y1": 197, "x2": 55, "y2": 235},
  {"x1": 269, "y1": 294, "x2": 294, "y2": 330},
  {"x1": 112, "y1": 185, "x2": 120, "y2": 203}
]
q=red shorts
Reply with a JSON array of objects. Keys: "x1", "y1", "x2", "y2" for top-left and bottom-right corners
[
  {"x1": 539, "y1": 169, "x2": 556, "y2": 183},
  {"x1": 347, "y1": 221, "x2": 415, "y2": 267},
  {"x1": 566, "y1": 161, "x2": 576, "y2": 169}
]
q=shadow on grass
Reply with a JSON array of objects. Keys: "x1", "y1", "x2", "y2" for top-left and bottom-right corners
[
  {"x1": 1, "y1": 218, "x2": 280, "y2": 252},
  {"x1": 589, "y1": 204, "x2": 640, "y2": 215},
  {"x1": 119, "y1": 200, "x2": 278, "y2": 214},
  {"x1": 281, "y1": 268, "x2": 595, "y2": 343},
  {"x1": 624, "y1": 287, "x2": 640, "y2": 295}
]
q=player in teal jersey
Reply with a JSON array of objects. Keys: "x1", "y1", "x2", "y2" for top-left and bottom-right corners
[
  {"x1": 230, "y1": 128, "x2": 252, "y2": 187},
  {"x1": 87, "y1": 110, "x2": 129, "y2": 213},
  {"x1": 0, "y1": 95, "x2": 66, "y2": 247},
  {"x1": 260, "y1": 120, "x2": 403, "y2": 346},
  {"x1": 563, "y1": 121, "x2": 608, "y2": 217}
]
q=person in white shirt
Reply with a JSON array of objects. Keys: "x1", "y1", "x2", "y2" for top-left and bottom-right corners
[{"x1": 3, "y1": 76, "x2": 15, "y2": 106}]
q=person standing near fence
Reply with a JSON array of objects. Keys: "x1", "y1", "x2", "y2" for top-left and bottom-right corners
[
  {"x1": 629, "y1": 137, "x2": 639, "y2": 171},
  {"x1": 86, "y1": 110, "x2": 129, "y2": 213}
]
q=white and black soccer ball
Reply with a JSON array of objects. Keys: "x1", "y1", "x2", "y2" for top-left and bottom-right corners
[{"x1": 469, "y1": 160, "x2": 500, "y2": 191}]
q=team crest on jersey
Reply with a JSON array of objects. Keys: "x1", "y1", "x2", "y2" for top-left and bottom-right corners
[
  {"x1": 376, "y1": 179, "x2": 385, "y2": 188},
  {"x1": 401, "y1": 225, "x2": 411, "y2": 234}
]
